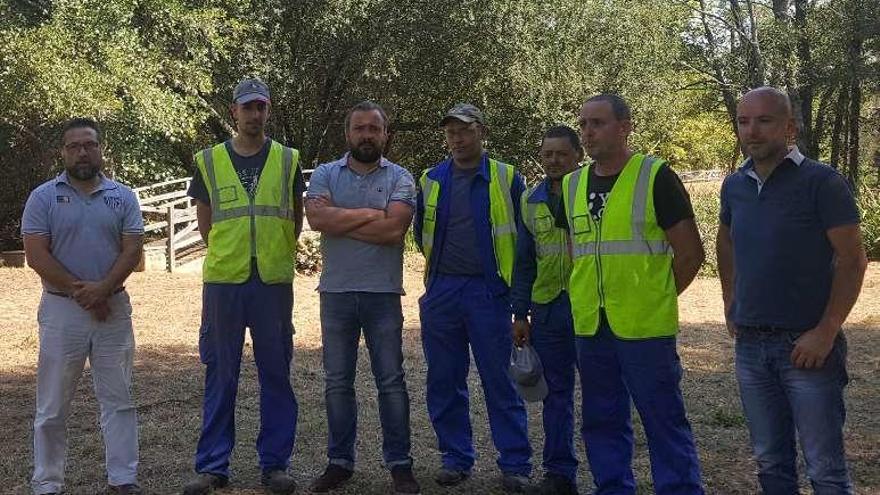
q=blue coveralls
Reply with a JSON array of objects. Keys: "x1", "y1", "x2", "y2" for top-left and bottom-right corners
[
  {"x1": 195, "y1": 260, "x2": 298, "y2": 478},
  {"x1": 414, "y1": 154, "x2": 531, "y2": 476},
  {"x1": 509, "y1": 179, "x2": 578, "y2": 483}
]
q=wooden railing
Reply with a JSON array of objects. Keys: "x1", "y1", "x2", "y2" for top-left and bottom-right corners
[{"x1": 133, "y1": 178, "x2": 200, "y2": 272}]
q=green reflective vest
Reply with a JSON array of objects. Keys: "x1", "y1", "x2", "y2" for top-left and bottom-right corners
[
  {"x1": 195, "y1": 140, "x2": 300, "y2": 284},
  {"x1": 561, "y1": 154, "x2": 678, "y2": 338},
  {"x1": 521, "y1": 184, "x2": 572, "y2": 304},
  {"x1": 419, "y1": 159, "x2": 517, "y2": 285}
]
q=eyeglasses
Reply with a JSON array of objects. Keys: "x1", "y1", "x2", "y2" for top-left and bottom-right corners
[{"x1": 64, "y1": 141, "x2": 100, "y2": 153}]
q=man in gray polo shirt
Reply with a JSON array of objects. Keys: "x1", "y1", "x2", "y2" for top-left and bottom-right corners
[
  {"x1": 21, "y1": 118, "x2": 144, "y2": 495},
  {"x1": 305, "y1": 100, "x2": 420, "y2": 494}
]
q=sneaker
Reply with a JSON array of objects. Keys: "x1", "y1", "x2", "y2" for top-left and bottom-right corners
[
  {"x1": 108, "y1": 484, "x2": 143, "y2": 495},
  {"x1": 182, "y1": 473, "x2": 229, "y2": 495},
  {"x1": 434, "y1": 468, "x2": 470, "y2": 487},
  {"x1": 525, "y1": 473, "x2": 577, "y2": 495},
  {"x1": 501, "y1": 473, "x2": 531, "y2": 493},
  {"x1": 390, "y1": 465, "x2": 420, "y2": 494},
  {"x1": 309, "y1": 464, "x2": 353, "y2": 492},
  {"x1": 261, "y1": 469, "x2": 297, "y2": 494}
]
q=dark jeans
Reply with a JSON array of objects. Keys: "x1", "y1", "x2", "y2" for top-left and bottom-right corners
[
  {"x1": 320, "y1": 291, "x2": 412, "y2": 469},
  {"x1": 735, "y1": 327, "x2": 852, "y2": 494}
]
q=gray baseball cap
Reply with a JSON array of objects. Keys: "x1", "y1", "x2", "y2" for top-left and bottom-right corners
[
  {"x1": 509, "y1": 344, "x2": 548, "y2": 403},
  {"x1": 233, "y1": 78, "x2": 270, "y2": 104},
  {"x1": 439, "y1": 103, "x2": 485, "y2": 126}
]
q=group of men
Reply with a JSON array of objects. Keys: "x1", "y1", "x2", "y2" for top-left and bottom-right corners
[{"x1": 22, "y1": 77, "x2": 867, "y2": 495}]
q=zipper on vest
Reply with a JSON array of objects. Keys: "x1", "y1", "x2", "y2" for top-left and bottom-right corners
[
  {"x1": 249, "y1": 195, "x2": 257, "y2": 259},
  {"x1": 595, "y1": 216, "x2": 606, "y2": 307}
]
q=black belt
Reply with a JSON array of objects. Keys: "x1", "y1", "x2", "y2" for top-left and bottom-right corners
[
  {"x1": 46, "y1": 286, "x2": 126, "y2": 298},
  {"x1": 738, "y1": 324, "x2": 798, "y2": 333}
]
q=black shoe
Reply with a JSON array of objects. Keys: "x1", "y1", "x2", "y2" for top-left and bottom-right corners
[
  {"x1": 261, "y1": 469, "x2": 297, "y2": 494},
  {"x1": 434, "y1": 468, "x2": 470, "y2": 487},
  {"x1": 390, "y1": 465, "x2": 420, "y2": 494},
  {"x1": 108, "y1": 484, "x2": 144, "y2": 495},
  {"x1": 309, "y1": 464, "x2": 353, "y2": 492},
  {"x1": 525, "y1": 473, "x2": 577, "y2": 495},
  {"x1": 501, "y1": 473, "x2": 531, "y2": 493},
  {"x1": 182, "y1": 473, "x2": 229, "y2": 495}
]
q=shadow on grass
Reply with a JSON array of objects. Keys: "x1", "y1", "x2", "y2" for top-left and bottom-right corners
[{"x1": 0, "y1": 322, "x2": 877, "y2": 494}]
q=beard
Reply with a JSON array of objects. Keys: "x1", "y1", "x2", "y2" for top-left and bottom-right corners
[
  {"x1": 68, "y1": 163, "x2": 100, "y2": 181},
  {"x1": 350, "y1": 141, "x2": 382, "y2": 163}
]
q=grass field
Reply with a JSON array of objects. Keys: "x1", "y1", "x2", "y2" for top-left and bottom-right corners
[{"x1": 1, "y1": 256, "x2": 878, "y2": 494}]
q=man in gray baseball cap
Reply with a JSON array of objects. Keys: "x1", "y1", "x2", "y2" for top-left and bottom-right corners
[
  {"x1": 233, "y1": 78, "x2": 271, "y2": 105},
  {"x1": 439, "y1": 103, "x2": 485, "y2": 126}
]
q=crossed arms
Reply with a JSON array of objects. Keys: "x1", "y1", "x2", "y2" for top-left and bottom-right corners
[{"x1": 305, "y1": 195, "x2": 413, "y2": 245}]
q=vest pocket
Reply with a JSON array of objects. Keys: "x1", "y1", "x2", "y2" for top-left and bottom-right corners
[
  {"x1": 571, "y1": 214, "x2": 592, "y2": 234},
  {"x1": 217, "y1": 186, "x2": 239, "y2": 204}
]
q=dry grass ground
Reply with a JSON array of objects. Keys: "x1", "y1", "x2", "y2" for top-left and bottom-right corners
[{"x1": 1, "y1": 257, "x2": 878, "y2": 494}]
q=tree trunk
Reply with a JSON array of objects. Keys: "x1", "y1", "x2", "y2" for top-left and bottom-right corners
[{"x1": 845, "y1": 0, "x2": 864, "y2": 187}]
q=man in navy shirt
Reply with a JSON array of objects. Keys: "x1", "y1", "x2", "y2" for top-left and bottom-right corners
[{"x1": 717, "y1": 86, "x2": 867, "y2": 494}]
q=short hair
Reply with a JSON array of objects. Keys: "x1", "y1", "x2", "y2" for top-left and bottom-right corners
[
  {"x1": 61, "y1": 117, "x2": 103, "y2": 144},
  {"x1": 585, "y1": 93, "x2": 632, "y2": 121},
  {"x1": 541, "y1": 125, "x2": 582, "y2": 152},
  {"x1": 344, "y1": 100, "x2": 388, "y2": 130}
]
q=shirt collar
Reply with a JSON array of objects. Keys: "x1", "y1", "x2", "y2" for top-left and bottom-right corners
[
  {"x1": 56, "y1": 171, "x2": 117, "y2": 192},
  {"x1": 340, "y1": 152, "x2": 389, "y2": 169},
  {"x1": 527, "y1": 178, "x2": 553, "y2": 203},
  {"x1": 739, "y1": 146, "x2": 805, "y2": 171}
]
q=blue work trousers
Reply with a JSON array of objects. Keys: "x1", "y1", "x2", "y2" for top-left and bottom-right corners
[
  {"x1": 735, "y1": 327, "x2": 852, "y2": 494},
  {"x1": 319, "y1": 291, "x2": 412, "y2": 470},
  {"x1": 194, "y1": 275, "x2": 298, "y2": 477},
  {"x1": 420, "y1": 274, "x2": 531, "y2": 475},
  {"x1": 529, "y1": 293, "x2": 578, "y2": 483},
  {"x1": 576, "y1": 317, "x2": 703, "y2": 495}
]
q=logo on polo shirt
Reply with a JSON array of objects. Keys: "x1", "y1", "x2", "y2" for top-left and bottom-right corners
[
  {"x1": 103, "y1": 196, "x2": 123, "y2": 210},
  {"x1": 56, "y1": 195, "x2": 70, "y2": 203}
]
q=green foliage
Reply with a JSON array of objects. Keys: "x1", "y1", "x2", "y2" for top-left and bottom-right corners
[
  {"x1": 689, "y1": 183, "x2": 722, "y2": 277},
  {"x1": 857, "y1": 184, "x2": 880, "y2": 260}
]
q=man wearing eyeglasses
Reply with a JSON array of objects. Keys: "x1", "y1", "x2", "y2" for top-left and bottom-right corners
[{"x1": 22, "y1": 118, "x2": 145, "y2": 495}]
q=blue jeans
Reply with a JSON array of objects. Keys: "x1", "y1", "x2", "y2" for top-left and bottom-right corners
[
  {"x1": 576, "y1": 318, "x2": 703, "y2": 495},
  {"x1": 735, "y1": 327, "x2": 852, "y2": 494},
  {"x1": 420, "y1": 274, "x2": 531, "y2": 476},
  {"x1": 196, "y1": 277, "x2": 298, "y2": 477},
  {"x1": 320, "y1": 292, "x2": 412, "y2": 469},
  {"x1": 530, "y1": 294, "x2": 578, "y2": 482}
]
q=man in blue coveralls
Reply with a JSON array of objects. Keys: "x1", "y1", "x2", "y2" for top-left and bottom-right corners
[
  {"x1": 510, "y1": 125, "x2": 583, "y2": 495},
  {"x1": 183, "y1": 78, "x2": 305, "y2": 495},
  {"x1": 414, "y1": 103, "x2": 532, "y2": 493}
]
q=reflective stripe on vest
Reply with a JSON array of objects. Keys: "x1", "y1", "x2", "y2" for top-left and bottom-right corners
[
  {"x1": 420, "y1": 159, "x2": 517, "y2": 285},
  {"x1": 521, "y1": 186, "x2": 571, "y2": 304},
  {"x1": 562, "y1": 154, "x2": 678, "y2": 339},
  {"x1": 197, "y1": 141, "x2": 300, "y2": 284}
]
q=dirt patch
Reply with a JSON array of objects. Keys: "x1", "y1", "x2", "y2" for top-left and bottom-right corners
[{"x1": 1, "y1": 260, "x2": 878, "y2": 494}]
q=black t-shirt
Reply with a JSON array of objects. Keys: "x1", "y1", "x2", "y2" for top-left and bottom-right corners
[
  {"x1": 188, "y1": 139, "x2": 305, "y2": 204},
  {"x1": 557, "y1": 164, "x2": 694, "y2": 230}
]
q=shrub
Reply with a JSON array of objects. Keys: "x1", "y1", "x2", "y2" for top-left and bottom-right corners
[
  {"x1": 857, "y1": 185, "x2": 880, "y2": 260},
  {"x1": 296, "y1": 233, "x2": 322, "y2": 275},
  {"x1": 687, "y1": 182, "x2": 721, "y2": 276}
]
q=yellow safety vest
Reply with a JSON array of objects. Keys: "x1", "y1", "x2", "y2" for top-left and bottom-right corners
[
  {"x1": 195, "y1": 140, "x2": 300, "y2": 284},
  {"x1": 419, "y1": 159, "x2": 517, "y2": 285},
  {"x1": 562, "y1": 154, "x2": 678, "y2": 338},
  {"x1": 521, "y1": 183, "x2": 572, "y2": 304}
]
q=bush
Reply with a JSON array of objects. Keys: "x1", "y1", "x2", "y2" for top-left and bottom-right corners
[
  {"x1": 688, "y1": 182, "x2": 721, "y2": 276},
  {"x1": 857, "y1": 185, "x2": 880, "y2": 260},
  {"x1": 296, "y1": 233, "x2": 322, "y2": 275}
]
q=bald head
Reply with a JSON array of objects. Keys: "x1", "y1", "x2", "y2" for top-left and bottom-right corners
[
  {"x1": 736, "y1": 86, "x2": 796, "y2": 164},
  {"x1": 740, "y1": 86, "x2": 793, "y2": 119}
]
